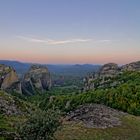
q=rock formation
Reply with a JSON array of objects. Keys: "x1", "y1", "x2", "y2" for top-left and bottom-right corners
[
  {"x1": 98, "y1": 63, "x2": 120, "y2": 78},
  {"x1": 83, "y1": 73, "x2": 95, "y2": 91},
  {"x1": 83, "y1": 61, "x2": 140, "y2": 91},
  {"x1": 0, "y1": 64, "x2": 21, "y2": 93},
  {"x1": 0, "y1": 64, "x2": 52, "y2": 95},
  {"x1": 66, "y1": 104, "x2": 126, "y2": 128},
  {"x1": 121, "y1": 61, "x2": 140, "y2": 71},
  {"x1": 22, "y1": 65, "x2": 51, "y2": 95},
  {"x1": 0, "y1": 91, "x2": 22, "y2": 115},
  {"x1": 83, "y1": 63, "x2": 120, "y2": 91}
]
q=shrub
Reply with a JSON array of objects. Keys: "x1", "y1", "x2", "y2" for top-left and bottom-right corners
[{"x1": 18, "y1": 109, "x2": 61, "y2": 140}]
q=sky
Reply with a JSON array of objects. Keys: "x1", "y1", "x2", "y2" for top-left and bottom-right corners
[{"x1": 0, "y1": 0, "x2": 140, "y2": 64}]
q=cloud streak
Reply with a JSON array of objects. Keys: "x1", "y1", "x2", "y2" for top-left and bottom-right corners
[
  {"x1": 16, "y1": 36, "x2": 91, "y2": 45},
  {"x1": 16, "y1": 35, "x2": 112, "y2": 46}
]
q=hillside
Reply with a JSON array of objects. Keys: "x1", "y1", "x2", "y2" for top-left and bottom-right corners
[
  {"x1": 40, "y1": 70, "x2": 140, "y2": 140},
  {"x1": 47, "y1": 64, "x2": 100, "y2": 76},
  {"x1": 0, "y1": 91, "x2": 32, "y2": 139},
  {"x1": 56, "y1": 114, "x2": 140, "y2": 140},
  {"x1": 0, "y1": 61, "x2": 140, "y2": 140},
  {"x1": 0, "y1": 90, "x2": 62, "y2": 140},
  {"x1": 1, "y1": 89, "x2": 140, "y2": 140}
]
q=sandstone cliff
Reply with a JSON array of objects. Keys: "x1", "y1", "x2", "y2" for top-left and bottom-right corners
[
  {"x1": 0, "y1": 64, "x2": 21, "y2": 93},
  {"x1": 22, "y1": 65, "x2": 51, "y2": 95}
]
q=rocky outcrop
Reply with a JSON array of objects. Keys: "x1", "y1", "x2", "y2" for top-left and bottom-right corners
[
  {"x1": 0, "y1": 91, "x2": 34, "y2": 140},
  {"x1": 0, "y1": 64, "x2": 52, "y2": 95},
  {"x1": 66, "y1": 104, "x2": 126, "y2": 129},
  {"x1": 0, "y1": 91, "x2": 22, "y2": 115},
  {"x1": 83, "y1": 61, "x2": 140, "y2": 91},
  {"x1": 22, "y1": 65, "x2": 51, "y2": 95},
  {"x1": 0, "y1": 64, "x2": 21, "y2": 93},
  {"x1": 83, "y1": 74, "x2": 95, "y2": 91},
  {"x1": 98, "y1": 63, "x2": 120, "y2": 78},
  {"x1": 121, "y1": 61, "x2": 140, "y2": 71},
  {"x1": 83, "y1": 63, "x2": 120, "y2": 91}
]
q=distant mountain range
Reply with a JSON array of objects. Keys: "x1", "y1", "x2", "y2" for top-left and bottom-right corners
[{"x1": 0, "y1": 60, "x2": 101, "y2": 77}]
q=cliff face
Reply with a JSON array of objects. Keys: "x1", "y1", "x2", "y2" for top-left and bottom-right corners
[
  {"x1": 22, "y1": 65, "x2": 51, "y2": 95},
  {"x1": 98, "y1": 63, "x2": 120, "y2": 78},
  {"x1": 0, "y1": 64, "x2": 21, "y2": 93},
  {"x1": 83, "y1": 61, "x2": 140, "y2": 91},
  {"x1": 83, "y1": 63, "x2": 120, "y2": 91},
  {"x1": 0, "y1": 64, "x2": 52, "y2": 95},
  {"x1": 121, "y1": 61, "x2": 140, "y2": 71}
]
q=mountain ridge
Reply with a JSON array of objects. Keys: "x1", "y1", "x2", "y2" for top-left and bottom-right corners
[{"x1": 0, "y1": 60, "x2": 101, "y2": 77}]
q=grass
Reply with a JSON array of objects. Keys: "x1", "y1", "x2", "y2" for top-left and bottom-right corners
[
  {"x1": 0, "y1": 114, "x2": 15, "y2": 140},
  {"x1": 0, "y1": 114, "x2": 12, "y2": 131},
  {"x1": 0, "y1": 111, "x2": 28, "y2": 140},
  {"x1": 55, "y1": 115, "x2": 140, "y2": 140}
]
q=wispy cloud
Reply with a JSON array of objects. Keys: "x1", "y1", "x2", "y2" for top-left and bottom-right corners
[
  {"x1": 16, "y1": 36, "x2": 91, "y2": 45},
  {"x1": 16, "y1": 35, "x2": 112, "y2": 45},
  {"x1": 96, "y1": 39, "x2": 111, "y2": 43}
]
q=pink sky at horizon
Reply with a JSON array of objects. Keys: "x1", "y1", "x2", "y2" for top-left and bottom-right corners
[
  {"x1": 0, "y1": 36, "x2": 140, "y2": 65},
  {"x1": 0, "y1": 48, "x2": 139, "y2": 65}
]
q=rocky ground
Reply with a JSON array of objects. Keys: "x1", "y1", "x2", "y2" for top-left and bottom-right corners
[
  {"x1": 0, "y1": 91, "x2": 33, "y2": 139},
  {"x1": 0, "y1": 93, "x2": 22, "y2": 116},
  {"x1": 0, "y1": 92, "x2": 24, "y2": 115},
  {"x1": 65, "y1": 104, "x2": 127, "y2": 128}
]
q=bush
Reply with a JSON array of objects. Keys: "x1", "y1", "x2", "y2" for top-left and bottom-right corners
[{"x1": 18, "y1": 109, "x2": 61, "y2": 140}]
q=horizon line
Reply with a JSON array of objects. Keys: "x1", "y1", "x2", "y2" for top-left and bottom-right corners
[{"x1": 0, "y1": 59, "x2": 139, "y2": 66}]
